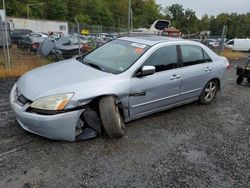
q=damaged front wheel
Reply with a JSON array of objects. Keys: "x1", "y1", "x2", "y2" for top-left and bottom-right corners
[{"x1": 99, "y1": 96, "x2": 125, "y2": 138}]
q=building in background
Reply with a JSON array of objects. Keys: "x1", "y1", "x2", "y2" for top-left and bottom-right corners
[{"x1": 7, "y1": 17, "x2": 68, "y2": 35}]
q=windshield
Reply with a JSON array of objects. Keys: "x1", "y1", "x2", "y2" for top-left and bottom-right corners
[{"x1": 80, "y1": 39, "x2": 150, "y2": 74}]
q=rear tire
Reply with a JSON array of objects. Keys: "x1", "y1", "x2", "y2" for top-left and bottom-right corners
[
  {"x1": 99, "y1": 96, "x2": 125, "y2": 138},
  {"x1": 236, "y1": 76, "x2": 243, "y2": 85},
  {"x1": 247, "y1": 78, "x2": 250, "y2": 83},
  {"x1": 199, "y1": 80, "x2": 218, "y2": 104}
]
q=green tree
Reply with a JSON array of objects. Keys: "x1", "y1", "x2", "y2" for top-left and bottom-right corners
[{"x1": 44, "y1": 0, "x2": 67, "y2": 20}]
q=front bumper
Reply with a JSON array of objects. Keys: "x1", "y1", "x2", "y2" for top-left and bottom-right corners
[{"x1": 10, "y1": 83, "x2": 84, "y2": 141}]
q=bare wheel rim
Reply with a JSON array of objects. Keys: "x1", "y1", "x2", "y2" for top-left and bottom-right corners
[{"x1": 204, "y1": 81, "x2": 216, "y2": 102}]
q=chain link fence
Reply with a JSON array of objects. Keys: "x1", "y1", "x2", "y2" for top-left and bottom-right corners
[
  {"x1": 69, "y1": 23, "x2": 127, "y2": 34},
  {"x1": 0, "y1": 19, "x2": 11, "y2": 70},
  {"x1": 0, "y1": 20, "x2": 228, "y2": 78},
  {"x1": 0, "y1": 21, "x2": 129, "y2": 77}
]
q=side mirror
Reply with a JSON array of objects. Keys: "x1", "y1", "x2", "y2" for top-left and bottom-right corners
[{"x1": 135, "y1": 66, "x2": 155, "y2": 77}]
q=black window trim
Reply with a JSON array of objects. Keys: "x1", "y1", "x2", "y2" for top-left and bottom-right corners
[{"x1": 177, "y1": 45, "x2": 183, "y2": 67}]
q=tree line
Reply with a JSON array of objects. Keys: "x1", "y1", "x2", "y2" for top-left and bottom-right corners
[{"x1": 1, "y1": 0, "x2": 250, "y2": 39}]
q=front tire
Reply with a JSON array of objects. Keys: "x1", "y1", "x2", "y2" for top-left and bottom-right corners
[
  {"x1": 199, "y1": 80, "x2": 218, "y2": 104},
  {"x1": 99, "y1": 96, "x2": 125, "y2": 138}
]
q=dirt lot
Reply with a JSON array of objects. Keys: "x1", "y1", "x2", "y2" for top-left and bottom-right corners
[{"x1": 0, "y1": 59, "x2": 249, "y2": 188}]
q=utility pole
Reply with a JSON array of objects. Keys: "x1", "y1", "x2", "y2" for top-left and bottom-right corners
[
  {"x1": 219, "y1": 25, "x2": 227, "y2": 55},
  {"x1": 130, "y1": 9, "x2": 133, "y2": 31},
  {"x1": 74, "y1": 17, "x2": 81, "y2": 57},
  {"x1": 26, "y1": 5, "x2": 29, "y2": 19},
  {"x1": 117, "y1": 17, "x2": 120, "y2": 33},
  {"x1": 128, "y1": 0, "x2": 131, "y2": 34},
  {"x1": 2, "y1": 0, "x2": 10, "y2": 69},
  {"x1": 26, "y1": 3, "x2": 43, "y2": 19},
  {"x1": 0, "y1": 15, "x2": 7, "y2": 68}
]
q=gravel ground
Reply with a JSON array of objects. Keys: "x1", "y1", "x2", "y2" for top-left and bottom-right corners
[{"x1": 0, "y1": 59, "x2": 249, "y2": 188}]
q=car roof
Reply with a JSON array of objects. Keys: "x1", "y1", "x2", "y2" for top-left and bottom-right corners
[{"x1": 119, "y1": 35, "x2": 184, "y2": 46}]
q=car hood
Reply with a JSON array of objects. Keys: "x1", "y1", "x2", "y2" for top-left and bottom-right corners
[{"x1": 17, "y1": 59, "x2": 112, "y2": 101}]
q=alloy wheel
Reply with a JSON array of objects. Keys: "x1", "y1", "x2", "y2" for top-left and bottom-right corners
[{"x1": 204, "y1": 81, "x2": 217, "y2": 102}]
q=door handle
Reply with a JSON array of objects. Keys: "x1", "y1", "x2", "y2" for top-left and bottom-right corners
[
  {"x1": 170, "y1": 74, "x2": 180, "y2": 80},
  {"x1": 204, "y1": 67, "x2": 212, "y2": 72}
]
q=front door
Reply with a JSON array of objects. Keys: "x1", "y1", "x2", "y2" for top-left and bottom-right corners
[{"x1": 129, "y1": 45, "x2": 181, "y2": 118}]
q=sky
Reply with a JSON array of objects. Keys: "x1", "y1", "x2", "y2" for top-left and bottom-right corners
[{"x1": 156, "y1": 0, "x2": 250, "y2": 18}]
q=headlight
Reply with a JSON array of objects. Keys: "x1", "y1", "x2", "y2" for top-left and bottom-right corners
[{"x1": 30, "y1": 93, "x2": 74, "y2": 111}]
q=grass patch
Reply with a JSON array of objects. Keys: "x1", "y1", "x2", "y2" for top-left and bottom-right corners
[
  {"x1": 0, "y1": 46, "x2": 52, "y2": 78},
  {"x1": 220, "y1": 48, "x2": 247, "y2": 60}
]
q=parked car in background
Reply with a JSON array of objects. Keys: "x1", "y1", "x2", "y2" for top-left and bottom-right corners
[
  {"x1": 102, "y1": 36, "x2": 113, "y2": 42},
  {"x1": 10, "y1": 36, "x2": 229, "y2": 141},
  {"x1": 226, "y1": 39, "x2": 250, "y2": 52},
  {"x1": 17, "y1": 36, "x2": 45, "y2": 52},
  {"x1": 28, "y1": 32, "x2": 48, "y2": 38},
  {"x1": 208, "y1": 39, "x2": 220, "y2": 48},
  {"x1": 161, "y1": 28, "x2": 181, "y2": 37},
  {"x1": 38, "y1": 35, "x2": 85, "y2": 59},
  {"x1": 191, "y1": 39, "x2": 201, "y2": 43},
  {"x1": 81, "y1": 36, "x2": 107, "y2": 53},
  {"x1": 49, "y1": 32, "x2": 64, "y2": 42},
  {"x1": 11, "y1": 29, "x2": 33, "y2": 44}
]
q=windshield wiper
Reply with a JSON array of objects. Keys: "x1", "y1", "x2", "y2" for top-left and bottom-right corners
[{"x1": 83, "y1": 61, "x2": 103, "y2": 71}]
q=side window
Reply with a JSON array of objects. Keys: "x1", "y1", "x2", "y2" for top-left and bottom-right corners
[
  {"x1": 227, "y1": 40, "x2": 234, "y2": 45},
  {"x1": 181, "y1": 45, "x2": 206, "y2": 66},
  {"x1": 59, "y1": 25, "x2": 66, "y2": 31},
  {"x1": 143, "y1": 45, "x2": 178, "y2": 72}
]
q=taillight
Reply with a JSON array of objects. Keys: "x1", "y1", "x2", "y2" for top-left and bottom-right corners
[{"x1": 227, "y1": 64, "x2": 231, "y2": 70}]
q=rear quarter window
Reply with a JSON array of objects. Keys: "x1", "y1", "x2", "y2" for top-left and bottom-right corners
[{"x1": 180, "y1": 45, "x2": 212, "y2": 66}]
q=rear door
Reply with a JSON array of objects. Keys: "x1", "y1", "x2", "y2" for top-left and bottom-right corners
[
  {"x1": 129, "y1": 45, "x2": 182, "y2": 118},
  {"x1": 179, "y1": 45, "x2": 214, "y2": 100}
]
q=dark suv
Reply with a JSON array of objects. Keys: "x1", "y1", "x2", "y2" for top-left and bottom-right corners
[{"x1": 11, "y1": 29, "x2": 33, "y2": 44}]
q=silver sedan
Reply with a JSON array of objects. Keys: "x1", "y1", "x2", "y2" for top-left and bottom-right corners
[{"x1": 10, "y1": 36, "x2": 230, "y2": 141}]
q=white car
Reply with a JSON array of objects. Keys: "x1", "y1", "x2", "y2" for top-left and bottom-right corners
[
  {"x1": 208, "y1": 39, "x2": 220, "y2": 48},
  {"x1": 28, "y1": 32, "x2": 48, "y2": 38}
]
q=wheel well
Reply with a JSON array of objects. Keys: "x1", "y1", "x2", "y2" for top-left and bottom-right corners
[{"x1": 212, "y1": 78, "x2": 221, "y2": 91}]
